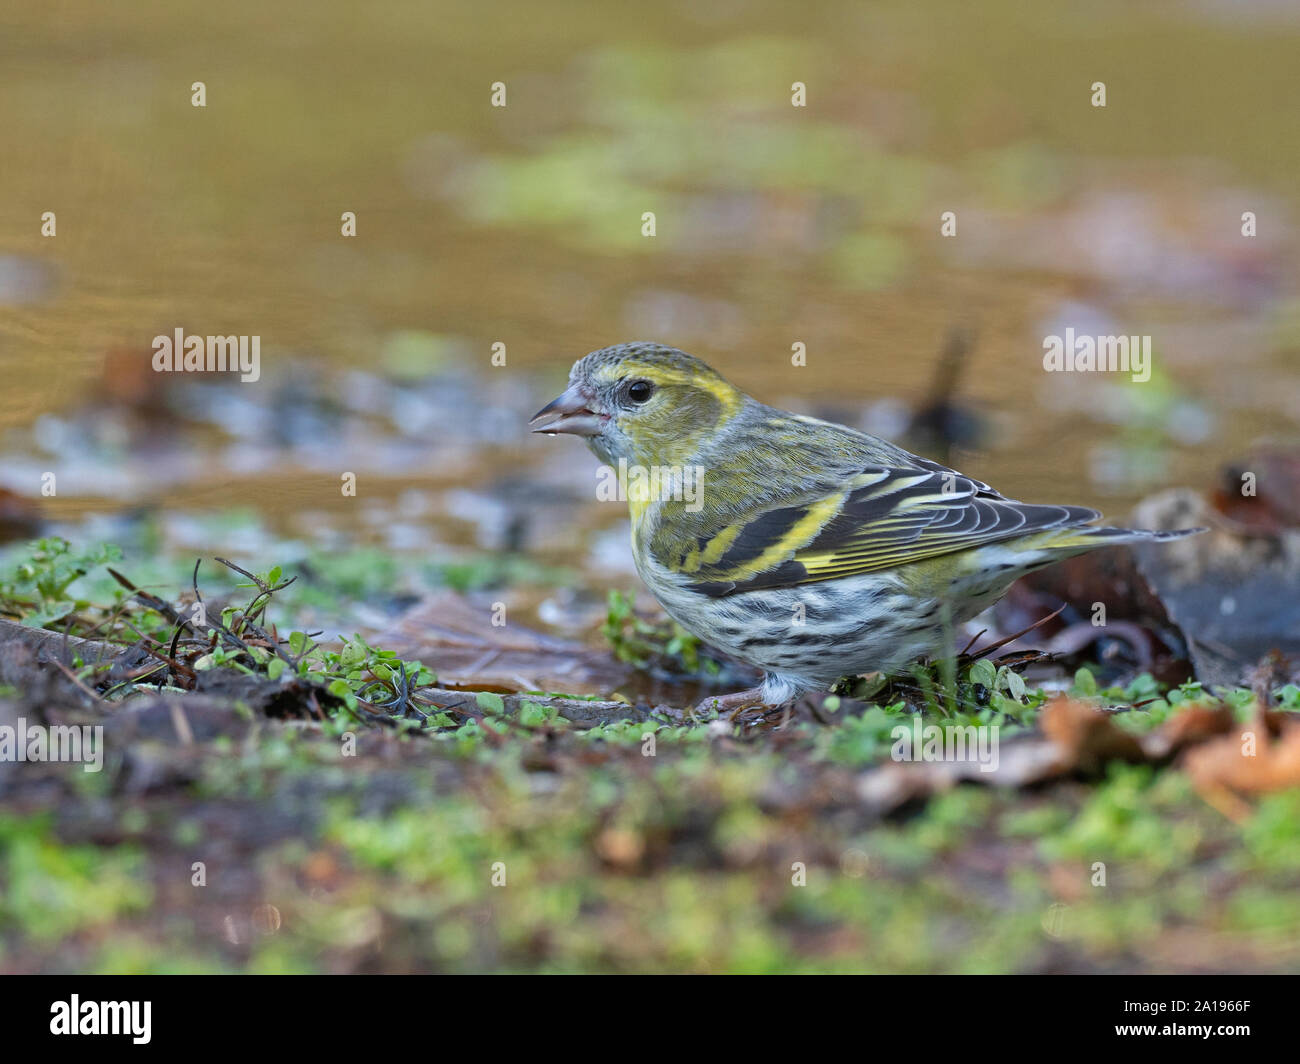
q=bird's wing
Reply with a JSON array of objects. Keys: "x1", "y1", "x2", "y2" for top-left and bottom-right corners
[
  {"x1": 902, "y1": 453, "x2": 1007, "y2": 499},
  {"x1": 666, "y1": 466, "x2": 1099, "y2": 597}
]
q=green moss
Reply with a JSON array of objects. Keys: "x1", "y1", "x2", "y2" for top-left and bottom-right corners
[
  {"x1": 0, "y1": 815, "x2": 152, "y2": 943},
  {"x1": 1240, "y1": 791, "x2": 1300, "y2": 871},
  {"x1": 1039, "y1": 766, "x2": 1205, "y2": 871}
]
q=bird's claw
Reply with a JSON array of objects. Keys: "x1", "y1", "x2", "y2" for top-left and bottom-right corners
[{"x1": 694, "y1": 688, "x2": 777, "y2": 722}]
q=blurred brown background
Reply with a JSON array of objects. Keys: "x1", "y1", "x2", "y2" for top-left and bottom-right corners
[{"x1": 1, "y1": 0, "x2": 1297, "y2": 534}]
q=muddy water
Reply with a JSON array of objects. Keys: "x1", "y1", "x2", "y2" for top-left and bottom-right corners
[{"x1": 1, "y1": 0, "x2": 1298, "y2": 561}]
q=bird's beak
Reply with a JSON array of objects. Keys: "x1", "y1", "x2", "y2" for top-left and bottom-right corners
[{"x1": 529, "y1": 384, "x2": 605, "y2": 437}]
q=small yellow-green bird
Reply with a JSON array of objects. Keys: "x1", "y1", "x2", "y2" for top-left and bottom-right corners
[{"x1": 531, "y1": 343, "x2": 1200, "y2": 713}]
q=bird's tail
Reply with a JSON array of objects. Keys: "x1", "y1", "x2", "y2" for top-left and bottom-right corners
[{"x1": 1034, "y1": 523, "x2": 1206, "y2": 555}]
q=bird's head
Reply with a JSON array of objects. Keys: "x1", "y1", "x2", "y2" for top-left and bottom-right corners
[{"x1": 529, "y1": 343, "x2": 743, "y2": 467}]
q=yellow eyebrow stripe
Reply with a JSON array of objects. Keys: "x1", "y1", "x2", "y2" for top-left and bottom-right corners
[
  {"x1": 687, "y1": 372, "x2": 741, "y2": 420},
  {"x1": 591, "y1": 364, "x2": 742, "y2": 421}
]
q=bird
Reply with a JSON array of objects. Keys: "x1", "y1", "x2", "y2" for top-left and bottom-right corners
[{"x1": 529, "y1": 342, "x2": 1203, "y2": 715}]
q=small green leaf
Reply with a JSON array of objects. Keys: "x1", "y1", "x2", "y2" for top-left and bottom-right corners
[
  {"x1": 969, "y1": 658, "x2": 997, "y2": 690},
  {"x1": 475, "y1": 691, "x2": 505, "y2": 714},
  {"x1": 1005, "y1": 669, "x2": 1027, "y2": 701},
  {"x1": 1073, "y1": 667, "x2": 1098, "y2": 697}
]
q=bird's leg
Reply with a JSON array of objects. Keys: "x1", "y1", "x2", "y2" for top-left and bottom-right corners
[{"x1": 694, "y1": 687, "x2": 775, "y2": 721}]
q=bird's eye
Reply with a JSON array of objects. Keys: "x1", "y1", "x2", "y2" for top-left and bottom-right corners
[{"x1": 626, "y1": 379, "x2": 654, "y2": 404}]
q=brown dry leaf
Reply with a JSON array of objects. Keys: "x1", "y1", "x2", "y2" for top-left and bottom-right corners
[
  {"x1": 1138, "y1": 702, "x2": 1235, "y2": 760},
  {"x1": 856, "y1": 699, "x2": 1112, "y2": 813},
  {"x1": 854, "y1": 698, "x2": 1271, "y2": 816},
  {"x1": 1039, "y1": 697, "x2": 1146, "y2": 771},
  {"x1": 302, "y1": 851, "x2": 341, "y2": 889},
  {"x1": 1183, "y1": 710, "x2": 1300, "y2": 807},
  {"x1": 373, "y1": 590, "x2": 634, "y2": 694},
  {"x1": 595, "y1": 827, "x2": 646, "y2": 871}
]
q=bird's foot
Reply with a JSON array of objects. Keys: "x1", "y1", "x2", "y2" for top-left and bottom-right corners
[{"x1": 694, "y1": 687, "x2": 779, "y2": 722}]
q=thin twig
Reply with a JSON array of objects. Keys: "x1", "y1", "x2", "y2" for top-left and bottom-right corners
[
  {"x1": 967, "y1": 605, "x2": 1067, "y2": 661},
  {"x1": 50, "y1": 660, "x2": 105, "y2": 704}
]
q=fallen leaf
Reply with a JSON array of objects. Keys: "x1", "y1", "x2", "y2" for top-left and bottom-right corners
[
  {"x1": 373, "y1": 590, "x2": 634, "y2": 694},
  {"x1": 1183, "y1": 709, "x2": 1300, "y2": 808},
  {"x1": 854, "y1": 698, "x2": 1289, "y2": 816}
]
